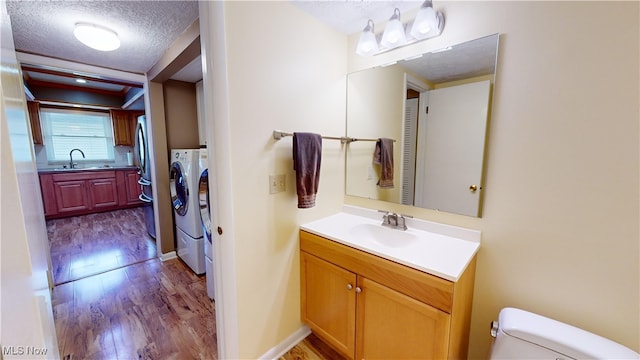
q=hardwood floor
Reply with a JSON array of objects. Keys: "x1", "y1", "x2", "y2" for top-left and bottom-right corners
[
  {"x1": 47, "y1": 207, "x2": 156, "y2": 284},
  {"x1": 280, "y1": 333, "x2": 348, "y2": 360},
  {"x1": 52, "y1": 258, "x2": 217, "y2": 359},
  {"x1": 52, "y1": 255, "x2": 342, "y2": 360},
  {"x1": 48, "y1": 209, "x2": 339, "y2": 360}
]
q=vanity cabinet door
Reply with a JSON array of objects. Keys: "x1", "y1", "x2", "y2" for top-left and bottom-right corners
[
  {"x1": 301, "y1": 252, "x2": 356, "y2": 359},
  {"x1": 355, "y1": 276, "x2": 450, "y2": 360}
]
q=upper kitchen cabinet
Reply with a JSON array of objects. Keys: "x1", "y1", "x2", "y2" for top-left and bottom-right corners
[
  {"x1": 27, "y1": 101, "x2": 43, "y2": 144},
  {"x1": 111, "y1": 109, "x2": 144, "y2": 146}
]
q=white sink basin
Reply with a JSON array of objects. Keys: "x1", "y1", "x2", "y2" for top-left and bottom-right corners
[
  {"x1": 300, "y1": 208, "x2": 480, "y2": 282},
  {"x1": 350, "y1": 223, "x2": 417, "y2": 248}
]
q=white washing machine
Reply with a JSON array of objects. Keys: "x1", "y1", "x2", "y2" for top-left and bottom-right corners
[
  {"x1": 170, "y1": 149, "x2": 205, "y2": 274},
  {"x1": 198, "y1": 150, "x2": 215, "y2": 300}
]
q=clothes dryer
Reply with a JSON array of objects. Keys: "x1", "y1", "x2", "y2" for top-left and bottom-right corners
[
  {"x1": 170, "y1": 149, "x2": 204, "y2": 274},
  {"x1": 198, "y1": 149, "x2": 215, "y2": 300}
]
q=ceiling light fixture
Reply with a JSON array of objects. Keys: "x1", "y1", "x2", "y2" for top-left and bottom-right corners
[
  {"x1": 356, "y1": 1, "x2": 445, "y2": 57},
  {"x1": 74, "y1": 23, "x2": 120, "y2": 51},
  {"x1": 75, "y1": 78, "x2": 87, "y2": 84}
]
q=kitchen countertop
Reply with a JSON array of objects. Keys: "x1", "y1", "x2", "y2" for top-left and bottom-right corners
[
  {"x1": 38, "y1": 165, "x2": 139, "y2": 174},
  {"x1": 300, "y1": 205, "x2": 481, "y2": 282}
]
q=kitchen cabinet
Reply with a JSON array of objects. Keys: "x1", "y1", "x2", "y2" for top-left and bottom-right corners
[
  {"x1": 27, "y1": 101, "x2": 43, "y2": 145},
  {"x1": 40, "y1": 168, "x2": 142, "y2": 219},
  {"x1": 111, "y1": 110, "x2": 144, "y2": 146},
  {"x1": 300, "y1": 230, "x2": 476, "y2": 360},
  {"x1": 53, "y1": 180, "x2": 90, "y2": 213},
  {"x1": 117, "y1": 169, "x2": 142, "y2": 205},
  {"x1": 88, "y1": 178, "x2": 119, "y2": 209}
]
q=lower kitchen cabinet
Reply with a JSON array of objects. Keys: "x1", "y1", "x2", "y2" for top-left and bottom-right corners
[
  {"x1": 40, "y1": 169, "x2": 142, "y2": 219},
  {"x1": 88, "y1": 178, "x2": 119, "y2": 209},
  {"x1": 300, "y1": 230, "x2": 477, "y2": 360},
  {"x1": 124, "y1": 169, "x2": 142, "y2": 204},
  {"x1": 53, "y1": 180, "x2": 90, "y2": 213}
]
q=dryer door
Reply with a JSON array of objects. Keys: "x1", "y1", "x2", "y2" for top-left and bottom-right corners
[
  {"x1": 170, "y1": 162, "x2": 189, "y2": 216},
  {"x1": 198, "y1": 168, "x2": 212, "y2": 243}
]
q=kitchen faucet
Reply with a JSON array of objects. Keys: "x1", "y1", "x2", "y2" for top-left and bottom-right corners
[{"x1": 69, "y1": 148, "x2": 85, "y2": 169}]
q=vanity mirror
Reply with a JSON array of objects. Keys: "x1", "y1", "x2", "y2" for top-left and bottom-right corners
[{"x1": 346, "y1": 34, "x2": 499, "y2": 217}]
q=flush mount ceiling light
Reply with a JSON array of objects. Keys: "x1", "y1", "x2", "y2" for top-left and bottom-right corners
[
  {"x1": 74, "y1": 23, "x2": 120, "y2": 51},
  {"x1": 356, "y1": 1, "x2": 445, "y2": 57}
]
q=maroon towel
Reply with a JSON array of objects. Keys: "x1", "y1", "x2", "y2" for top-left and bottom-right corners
[
  {"x1": 293, "y1": 132, "x2": 322, "y2": 208},
  {"x1": 373, "y1": 138, "x2": 394, "y2": 189}
]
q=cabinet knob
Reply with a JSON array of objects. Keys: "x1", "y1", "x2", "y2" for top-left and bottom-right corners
[
  {"x1": 355, "y1": 287, "x2": 362, "y2": 293},
  {"x1": 346, "y1": 284, "x2": 353, "y2": 290}
]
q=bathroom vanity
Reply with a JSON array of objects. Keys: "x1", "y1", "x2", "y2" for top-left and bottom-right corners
[{"x1": 299, "y1": 208, "x2": 480, "y2": 359}]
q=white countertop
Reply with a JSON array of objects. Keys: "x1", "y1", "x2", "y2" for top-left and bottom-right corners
[{"x1": 300, "y1": 206, "x2": 481, "y2": 282}]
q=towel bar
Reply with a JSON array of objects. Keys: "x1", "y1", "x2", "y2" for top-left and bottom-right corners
[{"x1": 272, "y1": 130, "x2": 394, "y2": 144}]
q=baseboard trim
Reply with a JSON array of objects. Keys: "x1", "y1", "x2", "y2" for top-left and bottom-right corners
[
  {"x1": 259, "y1": 325, "x2": 311, "y2": 360},
  {"x1": 159, "y1": 251, "x2": 177, "y2": 262}
]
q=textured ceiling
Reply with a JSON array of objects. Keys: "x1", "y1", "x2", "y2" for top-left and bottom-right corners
[
  {"x1": 5, "y1": 0, "x2": 199, "y2": 74},
  {"x1": 5, "y1": 1, "x2": 490, "y2": 86}
]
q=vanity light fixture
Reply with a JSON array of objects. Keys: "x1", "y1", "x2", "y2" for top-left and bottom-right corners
[
  {"x1": 356, "y1": 19, "x2": 379, "y2": 56},
  {"x1": 380, "y1": 8, "x2": 407, "y2": 50},
  {"x1": 410, "y1": 0, "x2": 442, "y2": 40},
  {"x1": 74, "y1": 23, "x2": 120, "y2": 51},
  {"x1": 355, "y1": 1, "x2": 445, "y2": 57}
]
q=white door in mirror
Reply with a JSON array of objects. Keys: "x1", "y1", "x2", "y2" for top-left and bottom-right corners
[{"x1": 415, "y1": 80, "x2": 491, "y2": 216}]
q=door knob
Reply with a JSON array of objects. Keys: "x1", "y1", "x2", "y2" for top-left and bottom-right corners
[{"x1": 469, "y1": 184, "x2": 479, "y2": 193}]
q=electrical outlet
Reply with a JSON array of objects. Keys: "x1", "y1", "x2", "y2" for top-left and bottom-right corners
[{"x1": 269, "y1": 174, "x2": 286, "y2": 194}]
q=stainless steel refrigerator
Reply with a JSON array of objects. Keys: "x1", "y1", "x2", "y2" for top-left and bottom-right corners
[{"x1": 134, "y1": 115, "x2": 156, "y2": 239}]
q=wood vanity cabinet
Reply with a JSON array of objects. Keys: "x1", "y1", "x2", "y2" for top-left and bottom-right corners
[
  {"x1": 40, "y1": 169, "x2": 142, "y2": 219},
  {"x1": 300, "y1": 230, "x2": 477, "y2": 360}
]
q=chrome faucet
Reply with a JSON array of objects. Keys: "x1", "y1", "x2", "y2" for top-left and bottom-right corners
[
  {"x1": 69, "y1": 148, "x2": 85, "y2": 169},
  {"x1": 379, "y1": 210, "x2": 412, "y2": 231}
]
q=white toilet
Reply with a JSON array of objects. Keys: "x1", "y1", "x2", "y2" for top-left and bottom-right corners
[{"x1": 489, "y1": 307, "x2": 639, "y2": 359}]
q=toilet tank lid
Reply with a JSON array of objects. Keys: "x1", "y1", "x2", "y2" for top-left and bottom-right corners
[{"x1": 498, "y1": 308, "x2": 639, "y2": 360}]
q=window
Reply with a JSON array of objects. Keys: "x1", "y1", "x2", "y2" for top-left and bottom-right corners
[{"x1": 40, "y1": 107, "x2": 115, "y2": 162}]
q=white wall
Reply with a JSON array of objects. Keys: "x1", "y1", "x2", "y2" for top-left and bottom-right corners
[
  {"x1": 346, "y1": 1, "x2": 639, "y2": 357},
  {"x1": 203, "y1": 2, "x2": 347, "y2": 357},
  {"x1": 1, "y1": 4, "x2": 58, "y2": 358}
]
